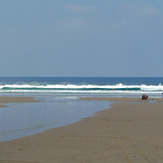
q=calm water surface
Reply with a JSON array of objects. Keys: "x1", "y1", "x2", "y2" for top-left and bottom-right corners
[{"x1": 0, "y1": 95, "x2": 111, "y2": 141}]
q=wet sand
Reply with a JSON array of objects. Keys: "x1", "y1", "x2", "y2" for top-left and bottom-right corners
[
  {"x1": 0, "y1": 97, "x2": 163, "y2": 163},
  {"x1": 0, "y1": 96, "x2": 40, "y2": 104},
  {"x1": 0, "y1": 96, "x2": 40, "y2": 109}
]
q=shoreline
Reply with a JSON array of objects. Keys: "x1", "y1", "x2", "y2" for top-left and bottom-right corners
[
  {"x1": 0, "y1": 96, "x2": 40, "y2": 108},
  {"x1": 0, "y1": 97, "x2": 163, "y2": 162},
  {"x1": 80, "y1": 96, "x2": 163, "y2": 102},
  {"x1": 0, "y1": 96, "x2": 40, "y2": 103}
]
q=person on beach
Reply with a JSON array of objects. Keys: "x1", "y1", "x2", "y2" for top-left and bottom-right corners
[{"x1": 141, "y1": 94, "x2": 148, "y2": 100}]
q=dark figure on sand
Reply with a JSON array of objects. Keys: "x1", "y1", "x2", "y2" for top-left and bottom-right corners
[{"x1": 141, "y1": 94, "x2": 148, "y2": 100}]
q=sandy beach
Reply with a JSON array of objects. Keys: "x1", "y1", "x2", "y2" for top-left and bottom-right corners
[
  {"x1": 0, "y1": 96, "x2": 40, "y2": 110},
  {"x1": 0, "y1": 97, "x2": 163, "y2": 163}
]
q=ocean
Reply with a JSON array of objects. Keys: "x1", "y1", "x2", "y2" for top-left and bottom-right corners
[
  {"x1": 0, "y1": 77, "x2": 163, "y2": 97},
  {"x1": 0, "y1": 77, "x2": 163, "y2": 141}
]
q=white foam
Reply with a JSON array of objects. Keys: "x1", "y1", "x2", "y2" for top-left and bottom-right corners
[{"x1": 0, "y1": 83, "x2": 163, "y2": 95}]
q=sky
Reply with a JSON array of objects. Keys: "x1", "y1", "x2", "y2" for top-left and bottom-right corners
[{"x1": 0, "y1": 0, "x2": 163, "y2": 77}]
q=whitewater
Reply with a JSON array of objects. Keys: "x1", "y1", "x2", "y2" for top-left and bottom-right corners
[
  {"x1": 0, "y1": 83, "x2": 163, "y2": 96},
  {"x1": 0, "y1": 77, "x2": 163, "y2": 97}
]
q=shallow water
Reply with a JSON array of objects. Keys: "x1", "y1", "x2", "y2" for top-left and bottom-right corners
[
  {"x1": 0, "y1": 95, "x2": 111, "y2": 141},
  {"x1": 1, "y1": 77, "x2": 163, "y2": 142}
]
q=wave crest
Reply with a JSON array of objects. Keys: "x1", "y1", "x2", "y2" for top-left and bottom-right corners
[{"x1": 0, "y1": 83, "x2": 163, "y2": 94}]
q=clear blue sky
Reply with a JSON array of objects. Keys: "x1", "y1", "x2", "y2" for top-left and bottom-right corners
[{"x1": 0, "y1": 0, "x2": 163, "y2": 77}]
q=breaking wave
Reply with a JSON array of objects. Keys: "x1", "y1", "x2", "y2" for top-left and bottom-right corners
[{"x1": 0, "y1": 83, "x2": 163, "y2": 94}]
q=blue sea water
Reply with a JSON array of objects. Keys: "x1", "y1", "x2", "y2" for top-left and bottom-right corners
[
  {"x1": 0, "y1": 77, "x2": 163, "y2": 96},
  {"x1": 0, "y1": 77, "x2": 163, "y2": 141}
]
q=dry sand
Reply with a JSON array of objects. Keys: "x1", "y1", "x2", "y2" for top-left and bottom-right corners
[{"x1": 0, "y1": 97, "x2": 163, "y2": 163}]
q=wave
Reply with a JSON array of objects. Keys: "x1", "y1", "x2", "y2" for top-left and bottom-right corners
[{"x1": 0, "y1": 83, "x2": 163, "y2": 94}]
